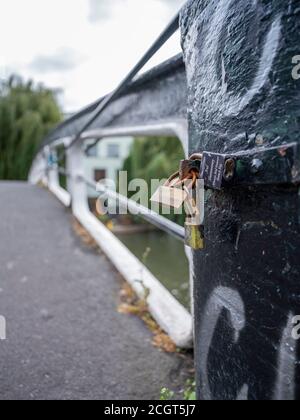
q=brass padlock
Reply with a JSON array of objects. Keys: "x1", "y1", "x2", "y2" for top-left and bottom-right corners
[
  {"x1": 184, "y1": 180, "x2": 205, "y2": 250},
  {"x1": 185, "y1": 218, "x2": 205, "y2": 250},
  {"x1": 151, "y1": 185, "x2": 187, "y2": 209},
  {"x1": 151, "y1": 172, "x2": 189, "y2": 208},
  {"x1": 151, "y1": 166, "x2": 205, "y2": 250}
]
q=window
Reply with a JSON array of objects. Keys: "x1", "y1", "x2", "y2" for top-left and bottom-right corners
[
  {"x1": 86, "y1": 144, "x2": 97, "y2": 157},
  {"x1": 107, "y1": 144, "x2": 119, "y2": 158},
  {"x1": 94, "y1": 169, "x2": 106, "y2": 182}
]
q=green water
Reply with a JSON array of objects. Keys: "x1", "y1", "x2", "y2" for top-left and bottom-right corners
[{"x1": 116, "y1": 231, "x2": 190, "y2": 309}]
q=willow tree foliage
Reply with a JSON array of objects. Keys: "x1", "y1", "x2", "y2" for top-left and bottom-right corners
[{"x1": 0, "y1": 76, "x2": 62, "y2": 180}]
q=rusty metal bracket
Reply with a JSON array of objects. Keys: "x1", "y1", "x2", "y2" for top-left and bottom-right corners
[{"x1": 199, "y1": 142, "x2": 299, "y2": 190}]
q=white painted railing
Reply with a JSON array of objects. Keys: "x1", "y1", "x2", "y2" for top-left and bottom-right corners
[{"x1": 29, "y1": 124, "x2": 193, "y2": 349}]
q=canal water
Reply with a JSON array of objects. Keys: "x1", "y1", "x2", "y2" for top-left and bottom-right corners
[{"x1": 116, "y1": 231, "x2": 190, "y2": 309}]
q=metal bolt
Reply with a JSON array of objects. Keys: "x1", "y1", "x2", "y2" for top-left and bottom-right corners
[{"x1": 250, "y1": 159, "x2": 264, "y2": 174}]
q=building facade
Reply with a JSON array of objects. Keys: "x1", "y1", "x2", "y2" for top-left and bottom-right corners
[{"x1": 84, "y1": 136, "x2": 133, "y2": 197}]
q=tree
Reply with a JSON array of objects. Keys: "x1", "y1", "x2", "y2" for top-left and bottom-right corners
[
  {"x1": 0, "y1": 75, "x2": 62, "y2": 180},
  {"x1": 122, "y1": 136, "x2": 186, "y2": 225}
]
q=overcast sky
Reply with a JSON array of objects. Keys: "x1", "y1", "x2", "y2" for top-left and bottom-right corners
[{"x1": 0, "y1": 0, "x2": 185, "y2": 113}]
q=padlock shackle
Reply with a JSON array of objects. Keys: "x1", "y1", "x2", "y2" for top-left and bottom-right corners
[{"x1": 189, "y1": 153, "x2": 203, "y2": 161}]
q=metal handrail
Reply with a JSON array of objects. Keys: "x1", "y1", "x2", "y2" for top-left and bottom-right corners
[
  {"x1": 56, "y1": 166, "x2": 184, "y2": 241},
  {"x1": 67, "y1": 14, "x2": 179, "y2": 150},
  {"x1": 44, "y1": 13, "x2": 180, "y2": 161},
  {"x1": 81, "y1": 175, "x2": 185, "y2": 242}
]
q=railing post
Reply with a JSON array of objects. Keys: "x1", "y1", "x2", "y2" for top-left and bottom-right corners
[
  {"x1": 47, "y1": 148, "x2": 59, "y2": 190},
  {"x1": 180, "y1": 0, "x2": 300, "y2": 400},
  {"x1": 66, "y1": 141, "x2": 89, "y2": 218},
  {"x1": 42, "y1": 145, "x2": 71, "y2": 207},
  {"x1": 28, "y1": 150, "x2": 48, "y2": 186}
]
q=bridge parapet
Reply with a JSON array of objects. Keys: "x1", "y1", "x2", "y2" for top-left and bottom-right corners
[
  {"x1": 29, "y1": 48, "x2": 193, "y2": 349},
  {"x1": 29, "y1": 0, "x2": 300, "y2": 400}
]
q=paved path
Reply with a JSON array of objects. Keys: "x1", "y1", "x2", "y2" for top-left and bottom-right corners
[{"x1": 0, "y1": 182, "x2": 190, "y2": 400}]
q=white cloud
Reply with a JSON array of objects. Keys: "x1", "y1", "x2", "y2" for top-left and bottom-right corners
[
  {"x1": 0, "y1": 0, "x2": 185, "y2": 112},
  {"x1": 29, "y1": 48, "x2": 84, "y2": 74},
  {"x1": 88, "y1": 0, "x2": 184, "y2": 23},
  {"x1": 88, "y1": 0, "x2": 121, "y2": 22}
]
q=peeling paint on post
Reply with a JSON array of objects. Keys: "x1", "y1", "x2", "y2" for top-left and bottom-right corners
[{"x1": 180, "y1": 0, "x2": 300, "y2": 400}]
